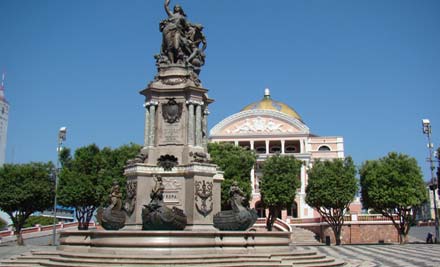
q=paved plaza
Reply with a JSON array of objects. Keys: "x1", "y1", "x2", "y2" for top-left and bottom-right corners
[
  {"x1": 306, "y1": 244, "x2": 440, "y2": 267},
  {"x1": 1, "y1": 226, "x2": 439, "y2": 266}
]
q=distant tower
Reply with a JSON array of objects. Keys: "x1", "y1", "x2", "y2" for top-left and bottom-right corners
[{"x1": 0, "y1": 73, "x2": 9, "y2": 166}]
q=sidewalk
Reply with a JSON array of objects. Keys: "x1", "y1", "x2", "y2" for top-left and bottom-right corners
[
  {"x1": 0, "y1": 243, "x2": 56, "y2": 261},
  {"x1": 0, "y1": 230, "x2": 59, "y2": 261}
]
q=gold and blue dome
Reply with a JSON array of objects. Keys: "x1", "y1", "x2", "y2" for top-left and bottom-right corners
[{"x1": 241, "y1": 88, "x2": 302, "y2": 121}]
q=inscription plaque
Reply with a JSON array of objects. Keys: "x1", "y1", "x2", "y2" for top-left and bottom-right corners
[{"x1": 160, "y1": 123, "x2": 184, "y2": 144}]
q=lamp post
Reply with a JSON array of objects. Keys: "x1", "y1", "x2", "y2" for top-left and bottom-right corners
[
  {"x1": 422, "y1": 119, "x2": 439, "y2": 243},
  {"x1": 52, "y1": 127, "x2": 67, "y2": 246}
]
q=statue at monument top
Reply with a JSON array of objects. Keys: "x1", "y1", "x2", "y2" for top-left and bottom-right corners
[{"x1": 157, "y1": 0, "x2": 207, "y2": 74}]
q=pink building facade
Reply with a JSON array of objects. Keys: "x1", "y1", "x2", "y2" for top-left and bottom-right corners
[{"x1": 210, "y1": 89, "x2": 356, "y2": 221}]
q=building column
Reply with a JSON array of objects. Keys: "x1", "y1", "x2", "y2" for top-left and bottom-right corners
[
  {"x1": 265, "y1": 140, "x2": 270, "y2": 154},
  {"x1": 187, "y1": 101, "x2": 195, "y2": 146},
  {"x1": 250, "y1": 140, "x2": 254, "y2": 150},
  {"x1": 143, "y1": 103, "x2": 150, "y2": 147},
  {"x1": 300, "y1": 139, "x2": 304, "y2": 153},
  {"x1": 300, "y1": 164, "x2": 306, "y2": 194},
  {"x1": 250, "y1": 167, "x2": 255, "y2": 193},
  {"x1": 234, "y1": 140, "x2": 239, "y2": 146},
  {"x1": 281, "y1": 140, "x2": 285, "y2": 154},
  {"x1": 148, "y1": 102, "x2": 157, "y2": 147},
  {"x1": 195, "y1": 102, "x2": 203, "y2": 147}
]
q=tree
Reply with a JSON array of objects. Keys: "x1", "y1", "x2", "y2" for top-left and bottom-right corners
[
  {"x1": 58, "y1": 144, "x2": 103, "y2": 230},
  {"x1": 23, "y1": 216, "x2": 57, "y2": 228},
  {"x1": 208, "y1": 142, "x2": 256, "y2": 209},
  {"x1": 359, "y1": 152, "x2": 427, "y2": 244},
  {"x1": 260, "y1": 154, "x2": 302, "y2": 231},
  {"x1": 0, "y1": 162, "x2": 55, "y2": 245},
  {"x1": 58, "y1": 143, "x2": 140, "y2": 230},
  {"x1": 100, "y1": 143, "x2": 142, "y2": 196},
  {"x1": 306, "y1": 157, "x2": 358, "y2": 245}
]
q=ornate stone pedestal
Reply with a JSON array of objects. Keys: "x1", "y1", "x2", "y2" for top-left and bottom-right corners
[
  {"x1": 124, "y1": 164, "x2": 222, "y2": 230},
  {"x1": 123, "y1": 64, "x2": 223, "y2": 230}
]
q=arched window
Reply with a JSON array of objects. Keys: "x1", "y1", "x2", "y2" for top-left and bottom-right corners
[
  {"x1": 255, "y1": 201, "x2": 266, "y2": 218},
  {"x1": 256, "y1": 146, "x2": 266, "y2": 154},
  {"x1": 287, "y1": 202, "x2": 298, "y2": 218},
  {"x1": 270, "y1": 146, "x2": 281, "y2": 153},
  {"x1": 285, "y1": 146, "x2": 297, "y2": 153},
  {"x1": 318, "y1": 145, "x2": 331, "y2": 151}
]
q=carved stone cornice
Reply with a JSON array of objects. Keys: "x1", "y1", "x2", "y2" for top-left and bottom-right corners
[
  {"x1": 186, "y1": 100, "x2": 204, "y2": 106},
  {"x1": 144, "y1": 100, "x2": 159, "y2": 108}
]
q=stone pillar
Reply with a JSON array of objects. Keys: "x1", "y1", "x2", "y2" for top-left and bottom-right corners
[
  {"x1": 195, "y1": 103, "x2": 202, "y2": 147},
  {"x1": 281, "y1": 140, "x2": 285, "y2": 154},
  {"x1": 187, "y1": 101, "x2": 195, "y2": 146},
  {"x1": 148, "y1": 102, "x2": 157, "y2": 147},
  {"x1": 143, "y1": 103, "x2": 150, "y2": 147},
  {"x1": 202, "y1": 108, "x2": 209, "y2": 149}
]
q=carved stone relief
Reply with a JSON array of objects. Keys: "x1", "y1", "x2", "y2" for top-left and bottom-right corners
[
  {"x1": 226, "y1": 117, "x2": 295, "y2": 134},
  {"x1": 194, "y1": 180, "x2": 213, "y2": 217},
  {"x1": 162, "y1": 98, "x2": 183, "y2": 124},
  {"x1": 157, "y1": 154, "x2": 178, "y2": 171},
  {"x1": 124, "y1": 180, "x2": 137, "y2": 216}
]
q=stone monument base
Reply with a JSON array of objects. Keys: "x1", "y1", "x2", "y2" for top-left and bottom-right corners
[
  {"x1": 124, "y1": 163, "x2": 223, "y2": 231},
  {"x1": 59, "y1": 230, "x2": 291, "y2": 255}
]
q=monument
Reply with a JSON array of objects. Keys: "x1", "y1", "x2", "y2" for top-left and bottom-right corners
[
  {"x1": 58, "y1": 0, "x2": 292, "y2": 256},
  {"x1": 123, "y1": 0, "x2": 222, "y2": 231}
]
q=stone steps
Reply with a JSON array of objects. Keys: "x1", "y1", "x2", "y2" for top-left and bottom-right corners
[
  {"x1": 1, "y1": 250, "x2": 346, "y2": 267},
  {"x1": 290, "y1": 226, "x2": 321, "y2": 245}
]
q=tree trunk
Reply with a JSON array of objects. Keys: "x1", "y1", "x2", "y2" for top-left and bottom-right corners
[
  {"x1": 76, "y1": 208, "x2": 88, "y2": 230},
  {"x1": 331, "y1": 225, "x2": 342, "y2": 246},
  {"x1": 78, "y1": 221, "x2": 89, "y2": 230},
  {"x1": 266, "y1": 209, "x2": 273, "y2": 231},
  {"x1": 335, "y1": 229, "x2": 342, "y2": 246},
  {"x1": 76, "y1": 206, "x2": 95, "y2": 230},
  {"x1": 15, "y1": 230, "x2": 24, "y2": 246},
  {"x1": 399, "y1": 230, "x2": 408, "y2": 244}
]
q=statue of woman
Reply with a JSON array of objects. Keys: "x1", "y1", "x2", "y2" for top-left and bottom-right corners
[
  {"x1": 229, "y1": 181, "x2": 246, "y2": 212},
  {"x1": 109, "y1": 180, "x2": 122, "y2": 211},
  {"x1": 150, "y1": 175, "x2": 165, "y2": 209},
  {"x1": 161, "y1": 0, "x2": 190, "y2": 64}
]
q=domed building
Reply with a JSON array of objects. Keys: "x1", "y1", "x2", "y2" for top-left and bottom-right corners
[{"x1": 209, "y1": 89, "x2": 345, "y2": 221}]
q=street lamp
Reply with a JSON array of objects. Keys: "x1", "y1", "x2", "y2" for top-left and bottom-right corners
[
  {"x1": 52, "y1": 127, "x2": 67, "y2": 246},
  {"x1": 422, "y1": 119, "x2": 439, "y2": 243}
]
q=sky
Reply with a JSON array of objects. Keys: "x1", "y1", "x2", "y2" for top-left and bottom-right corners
[{"x1": 0, "y1": 0, "x2": 439, "y2": 180}]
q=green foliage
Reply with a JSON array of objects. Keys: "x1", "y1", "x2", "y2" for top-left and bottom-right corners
[
  {"x1": 0, "y1": 162, "x2": 55, "y2": 244},
  {"x1": 306, "y1": 157, "x2": 358, "y2": 245},
  {"x1": 359, "y1": 152, "x2": 427, "y2": 243},
  {"x1": 360, "y1": 152, "x2": 427, "y2": 211},
  {"x1": 58, "y1": 143, "x2": 141, "y2": 229},
  {"x1": 100, "y1": 143, "x2": 142, "y2": 198},
  {"x1": 260, "y1": 154, "x2": 302, "y2": 230},
  {"x1": 23, "y1": 216, "x2": 57, "y2": 228},
  {"x1": 208, "y1": 142, "x2": 256, "y2": 209},
  {"x1": 306, "y1": 157, "x2": 358, "y2": 210}
]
